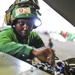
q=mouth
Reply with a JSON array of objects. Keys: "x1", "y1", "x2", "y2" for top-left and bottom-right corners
[
  {"x1": 21, "y1": 31, "x2": 28, "y2": 37},
  {"x1": 22, "y1": 32, "x2": 27, "y2": 36}
]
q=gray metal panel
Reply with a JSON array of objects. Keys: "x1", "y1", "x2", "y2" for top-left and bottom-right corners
[
  {"x1": 0, "y1": 52, "x2": 50, "y2": 75},
  {"x1": 43, "y1": 0, "x2": 75, "y2": 26}
]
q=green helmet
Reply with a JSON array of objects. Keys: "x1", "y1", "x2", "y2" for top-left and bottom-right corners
[
  {"x1": 11, "y1": 6, "x2": 37, "y2": 21},
  {"x1": 4, "y1": 0, "x2": 41, "y2": 28},
  {"x1": 11, "y1": 6, "x2": 42, "y2": 29}
]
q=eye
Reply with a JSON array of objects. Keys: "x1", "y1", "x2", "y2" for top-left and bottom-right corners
[
  {"x1": 17, "y1": 21, "x2": 26, "y2": 26},
  {"x1": 20, "y1": 22, "x2": 25, "y2": 26}
]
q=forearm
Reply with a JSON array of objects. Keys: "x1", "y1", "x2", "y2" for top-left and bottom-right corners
[{"x1": 0, "y1": 41, "x2": 33, "y2": 56}]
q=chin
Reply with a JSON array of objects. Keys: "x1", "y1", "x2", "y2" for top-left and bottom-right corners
[{"x1": 21, "y1": 35, "x2": 28, "y2": 38}]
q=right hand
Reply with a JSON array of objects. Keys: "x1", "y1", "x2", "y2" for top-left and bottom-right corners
[{"x1": 32, "y1": 47, "x2": 55, "y2": 66}]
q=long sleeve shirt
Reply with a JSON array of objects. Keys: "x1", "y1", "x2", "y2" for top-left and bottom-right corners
[{"x1": 0, "y1": 28, "x2": 45, "y2": 59}]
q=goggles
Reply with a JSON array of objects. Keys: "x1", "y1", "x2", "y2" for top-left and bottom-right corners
[
  {"x1": 15, "y1": 17, "x2": 42, "y2": 28},
  {"x1": 17, "y1": 18, "x2": 42, "y2": 28}
]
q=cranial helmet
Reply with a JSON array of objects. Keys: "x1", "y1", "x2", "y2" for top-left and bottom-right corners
[
  {"x1": 12, "y1": 7, "x2": 37, "y2": 19},
  {"x1": 4, "y1": 0, "x2": 42, "y2": 29}
]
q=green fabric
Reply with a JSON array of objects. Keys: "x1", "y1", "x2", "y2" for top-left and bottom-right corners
[
  {"x1": 12, "y1": 7, "x2": 37, "y2": 19},
  {"x1": 0, "y1": 28, "x2": 45, "y2": 58},
  {"x1": 68, "y1": 33, "x2": 75, "y2": 40}
]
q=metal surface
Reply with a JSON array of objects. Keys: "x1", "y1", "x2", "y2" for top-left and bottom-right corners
[
  {"x1": 0, "y1": 52, "x2": 50, "y2": 75},
  {"x1": 65, "y1": 58, "x2": 75, "y2": 67},
  {"x1": 43, "y1": 0, "x2": 75, "y2": 27}
]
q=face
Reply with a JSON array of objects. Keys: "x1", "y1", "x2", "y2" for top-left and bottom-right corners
[{"x1": 14, "y1": 19, "x2": 33, "y2": 38}]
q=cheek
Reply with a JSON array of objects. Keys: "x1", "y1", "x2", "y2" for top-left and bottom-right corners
[
  {"x1": 15, "y1": 25, "x2": 22, "y2": 33},
  {"x1": 28, "y1": 25, "x2": 33, "y2": 31}
]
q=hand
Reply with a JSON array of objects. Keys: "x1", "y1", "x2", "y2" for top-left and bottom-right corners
[{"x1": 32, "y1": 47, "x2": 55, "y2": 66}]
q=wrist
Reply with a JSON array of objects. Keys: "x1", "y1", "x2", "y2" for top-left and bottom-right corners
[{"x1": 31, "y1": 49, "x2": 37, "y2": 57}]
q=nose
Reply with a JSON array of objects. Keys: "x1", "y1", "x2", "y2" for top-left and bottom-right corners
[{"x1": 23, "y1": 24, "x2": 28, "y2": 30}]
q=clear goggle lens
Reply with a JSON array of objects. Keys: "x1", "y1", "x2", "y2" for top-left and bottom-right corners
[{"x1": 33, "y1": 18, "x2": 42, "y2": 27}]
